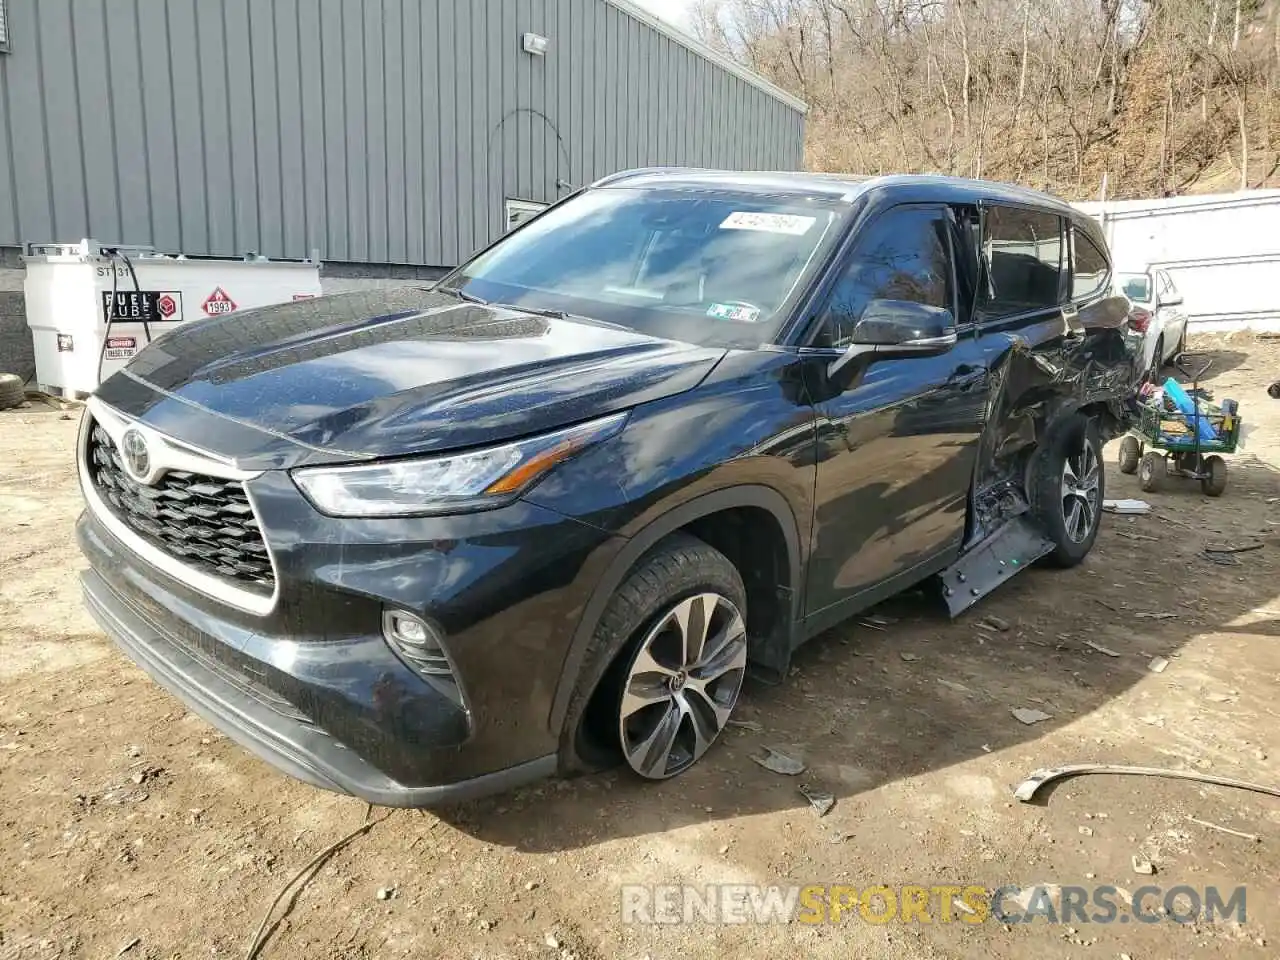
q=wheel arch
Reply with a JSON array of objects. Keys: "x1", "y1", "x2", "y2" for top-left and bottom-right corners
[{"x1": 547, "y1": 485, "x2": 803, "y2": 736}]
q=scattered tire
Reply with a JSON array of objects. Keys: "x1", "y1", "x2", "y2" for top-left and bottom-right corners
[
  {"x1": 1139, "y1": 451, "x2": 1166, "y2": 493},
  {"x1": 1200, "y1": 454, "x2": 1227, "y2": 497},
  {"x1": 0, "y1": 373, "x2": 25, "y2": 411},
  {"x1": 559, "y1": 533, "x2": 748, "y2": 780},
  {"x1": 1268, "y1": 381, "x2": 1280, "y2": 400},
  {"x1": 1118, "y1": 435, "x2": 1141, "y2": 475},
  {"x1": 1031, "y1": 413, "x2": 1104, "y2": 568}
]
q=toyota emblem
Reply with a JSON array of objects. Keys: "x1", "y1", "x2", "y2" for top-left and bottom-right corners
[{"x1": 120, "y1": 429, "x2": 151, "y2": 481}]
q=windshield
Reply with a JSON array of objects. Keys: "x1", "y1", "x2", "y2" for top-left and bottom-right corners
[
  {"x1": 443, "y1": 187, "x2": 850, "y2": 349},
  {"x1": 1118, "y1": 273, "x2": 1152, "y2": 304}
]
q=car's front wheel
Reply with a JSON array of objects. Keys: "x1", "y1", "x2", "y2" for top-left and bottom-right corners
[
  {"x1": 617, "y1": 589, "x2": 748, "y2": 779},
  {"x1": 563, "y1": 534, "x2": 748, "y2": 781}
]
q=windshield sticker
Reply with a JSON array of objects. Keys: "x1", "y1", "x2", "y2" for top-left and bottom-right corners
[
  {"x1": 707, "y1": 302, "x2": 762, "y2": 323},
  {"x1": 720, "y1": 212, "x2": 816, "y2": 236}
]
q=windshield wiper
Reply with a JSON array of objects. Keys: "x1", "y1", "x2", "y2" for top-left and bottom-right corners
[
  {"x1": 438, "y1": 285, "x2": 487, "y2": 305},
  {"x1": 503, "y1": 304, "x2": 635, "y2": 332},
  {"x1": 502, "y1": 304, "x2": 568, "y2": 320},
  {"x1": 443, "y1": 291, "x2": 631, "y2": 332}
]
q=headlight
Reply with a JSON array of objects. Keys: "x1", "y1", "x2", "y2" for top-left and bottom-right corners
[{"x1": 292, "y1": 411, "x2": 627, "y2": 517}]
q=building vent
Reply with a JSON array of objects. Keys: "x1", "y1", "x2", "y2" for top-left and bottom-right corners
[{"x1": 505, "y1": 198, "x2": 548, "y2": 232}]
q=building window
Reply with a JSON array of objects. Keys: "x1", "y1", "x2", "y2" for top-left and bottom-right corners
[{"x1": 505, "y1": 199, "x2": 548, "y2": 232}]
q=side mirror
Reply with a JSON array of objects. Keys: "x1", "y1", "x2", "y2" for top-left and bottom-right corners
[
  {"x1": 1158, "y1": 290, "x2": 1184, "y2": 308},
  {"x1": 828, "y1": 299, "x2": 957, "y2": 381}
]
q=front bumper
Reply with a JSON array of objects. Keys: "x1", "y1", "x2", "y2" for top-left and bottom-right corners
[
  {"x1": 75, "y1": 457, "x2": 618, "y2": 808},
  {"x1": 81, "y1": 564, "x2": 555, "y2": 806}
]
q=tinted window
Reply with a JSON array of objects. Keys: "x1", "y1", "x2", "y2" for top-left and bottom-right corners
[
  {"x1": 817, "y1": 206, "x2": 951, "y2": 348},
  {"x1": 980, "y1": 206, "x2": 1063, "y2": 315},
  {"x1": 1072, "y1": 228, "x2": 1109, "y2": 300},
  {"x1": 447, "y1": 188, "x2": 849, "y2": 349}
]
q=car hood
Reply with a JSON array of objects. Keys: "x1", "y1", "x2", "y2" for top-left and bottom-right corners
[{"x1": 111, "y1": 287, "x2": 725, "y2": 461}]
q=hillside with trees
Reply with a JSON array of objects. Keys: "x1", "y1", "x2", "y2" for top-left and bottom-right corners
[{"x1": 691, "y1": 0, "x2": 1280, "y2": 199}]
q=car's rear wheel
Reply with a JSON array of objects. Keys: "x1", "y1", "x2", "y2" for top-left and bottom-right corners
[
  {"x1": 1032, "y1": 414, "x2": 1104, "y2": 568},
  {"x1": 561, "y1": 534, "x2": 748, "y2": 780}
]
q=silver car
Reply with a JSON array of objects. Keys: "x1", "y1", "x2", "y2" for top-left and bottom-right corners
[{"x1": 1118, "y1": 269, "x2": 1189, "y2": 379}]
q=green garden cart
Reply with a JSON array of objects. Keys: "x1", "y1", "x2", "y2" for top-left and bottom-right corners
[{"x1": 1117, "y1": 358, "x2": 1241, "y2": 497}]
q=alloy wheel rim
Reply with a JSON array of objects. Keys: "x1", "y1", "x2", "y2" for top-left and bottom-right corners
[
  {"x1": 618, "y1": 592, "x2": 748, "y2": 780},
  {"x1": 1061, "y1": 436, "x2": 1101, "y2": 543}
]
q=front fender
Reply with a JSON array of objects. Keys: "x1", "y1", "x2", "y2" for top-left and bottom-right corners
[{"x1": 545, "y1": 484, "x2": 805, "y2": 735}]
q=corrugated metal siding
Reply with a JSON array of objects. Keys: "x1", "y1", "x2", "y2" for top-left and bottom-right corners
[{"x1": 0, "y1": 0, "x2": 806, "y2": 267}]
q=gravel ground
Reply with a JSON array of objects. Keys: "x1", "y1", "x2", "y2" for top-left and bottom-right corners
[{"x1": 2, "y1": 333, "x2": 1279, "y2": 960}]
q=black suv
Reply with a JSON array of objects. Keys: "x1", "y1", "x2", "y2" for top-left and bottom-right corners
[{"x1": 77, "y1": 170, "x2": 1137, "y2": 806}]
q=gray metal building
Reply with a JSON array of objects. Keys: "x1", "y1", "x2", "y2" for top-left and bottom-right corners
[{"x1": 0, "y1": 0, "x2": 806, "y2": 273}]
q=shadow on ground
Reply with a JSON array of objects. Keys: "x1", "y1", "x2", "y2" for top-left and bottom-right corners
[
  {"x1": 1167, "y1": 348, "x2": 1250, "y2": 384},
  {"x1": 436, "y1": 445, "x2": 1280, "y2": 853}
]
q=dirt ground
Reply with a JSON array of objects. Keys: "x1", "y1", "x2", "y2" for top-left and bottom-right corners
[{"x1": 2, "y1": 334, "x2": 1279, "y2": 960}]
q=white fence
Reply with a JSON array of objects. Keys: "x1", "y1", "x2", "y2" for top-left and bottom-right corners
[{"x1": 1075, "y1": 189, "x2": 1280, "y2": 333}]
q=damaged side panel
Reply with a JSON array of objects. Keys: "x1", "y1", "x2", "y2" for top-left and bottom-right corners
[
  {"x1": 940, "y1": 292, "x2": 1139, "y2": 616},
  {"x1": 967, "y1": 294, "x2": 1138, "y2": 546}
]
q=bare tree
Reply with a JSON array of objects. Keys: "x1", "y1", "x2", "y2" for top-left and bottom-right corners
[{"x1": 696, "y1": 0, "x2": 1279, "y2": 198}]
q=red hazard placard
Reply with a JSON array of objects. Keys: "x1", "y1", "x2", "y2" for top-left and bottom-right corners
[
  {"x1": 158, "y1": 294, "x2": 178, "y2": 318},
  {"x1": 202, "y1": 287, "x2": 238, "y2": 316}
]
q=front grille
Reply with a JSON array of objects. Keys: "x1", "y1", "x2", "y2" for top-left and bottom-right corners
[{"x1": 86, "y1": 421, "x2": 274, "y2": 595}]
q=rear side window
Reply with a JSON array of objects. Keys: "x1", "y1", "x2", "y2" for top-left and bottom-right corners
[
  {"x1": 816, "y1": 206, "x2": 952, "y2": 348},
  {"x1": 979, "y1": 206, "x2": 1064, "y2": 316},
  {"x1": 1072, "y1": 228, "x2": 1110, "y2": 300}
]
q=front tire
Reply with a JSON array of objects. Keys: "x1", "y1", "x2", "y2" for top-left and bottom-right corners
[
  {"x1": 561, "y1": 534, "x2": 748, "y2": 781},
  {"x1": 1032, "y1": 414, "x2": 1104, "y2": 568}
]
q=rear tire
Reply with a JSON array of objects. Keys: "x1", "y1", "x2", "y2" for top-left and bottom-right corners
[
  {"x1": 1118, "y1": 435, "x2": 1141, "y2": 475},
  {"x1": 1200, "y1": 455, "x2": 1227, "y2": 497},
  {"x1": 559, "y1": 533, "x2": 747, "y2": 780},
  {"x1": 1139, "y1": 452, "x2": 1165, "y2": 492},
  {"x1": 1031, "y1": 414, "x2": 1104, "y2": 568}
]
